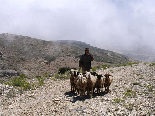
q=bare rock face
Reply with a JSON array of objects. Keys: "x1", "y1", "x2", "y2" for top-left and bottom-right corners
[
  {"x1": 0, "y1": 70, "x2": 20, "y2": 77},
  {"x1": 1, "y1": 63, "x2": 155, "y2": 115}
]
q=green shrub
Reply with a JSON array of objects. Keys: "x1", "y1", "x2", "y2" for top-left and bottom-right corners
[
  {"x1": 128, "y1": 62, "x2": 138, "y2": 66},
  {"x1": 19, "y1": 74, "x2": 28, "y2": 78},
  {"x1": 113, "y1": 98, "x2": 124, "y2": 103},
  {"x1": 10, "y1": 76, "x2": 31, "y2": 90},
  {"x1": 92, "y1": 67, "x2": 97, "y2": 71},
  {"x1": 58, "y1": 67, "x2": 70, "y2": 74},
  {"x1": 146, "y1": 84, "x2": 153, "y2": 92},
  {"x1": 102, "y1": 65, "x2": 107, "y2": 69},
  {"x1": 102, "y1": 64, "x2": 111, "y2": 69},
  {"x1": 132, "y1": 82, "x2": 140, "y2": 85},
  {"x1": 42, "y1": 74, "x2": 49, "y2": 78},
  {"x1": 11, "y1": 77, "x2": 25, "y2": 87},
  {"x1": 54, "y1": 72, "x2": 70, "y2": 79},
  {"x1": 123, "y1": 103, "x2": 134, "y2": 111},
  {"x1": 115, "y1": 62, "x2": 138, "y2": 67},
  {"x1": 35, "y1": 76, "x2": 44, "y2": 86},
  {"x1": 149, "y1": 62, "x2": 155, "y2": 66}
]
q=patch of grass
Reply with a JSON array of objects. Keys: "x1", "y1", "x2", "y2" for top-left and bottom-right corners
[
  {"x1": 115, "y1": 63, "x2": 127, "y2": 67},
  {"x1": 136, "y1": 74, "x2": 140, "y2": 76},
  {"x1": 92, "y1": 67, "x2": 97, "y2": 71},
  {"x1": 102, "y1": 64, "x2": 110, "y2": 69},
  {"x1": 102, "y1": 65, "x2": 107, "y2": 69},
  {"x1": 146, "y1": 84, "x2": 153, "y2": 92},
  {"x1": 35, "y1": 76, "x2": 44, "y2": 86},
  {"x1": 54, "y1": 72, "x2": 70, "y2": 79},
  {"x1": 115, "y1": 85, "x2": 118, "y2": 87},
  {"x1": 132, "y1": 82, "x2": 140, "y2": 85},
  {"x1": 149, "y1": 62, "x2": 155, "y2": 66},
  {"x1": 6, "y1": 88, "x2": 16, "y2": 98},
  {"x1": 115, "y1": 62, "x2": 139, "y2": 67},
  {"x1": 139, "y1": 77, "x2": 144, "y2": 79},
  {"x1": 63, "y1": 74, "x2": 70, "y2": 79},
  {"x1": 51, "y1": 77, "x2": 56, "y2": 81},
  {"x1": 123, "y1": 103, "x2": 134, "y2": 111},
  {"x1": 19, "y1": 74, "x2": 28, "y2": 78},
  {"x1": 110, "y1": 70, "x2": 114, "y2": 73},
  {"x1": 42, "y1": 74, "x2": 49, "y2": 77},
  {"x1": 10, "y1": 76, "x2": 31, "y2": 90},
  {"x1": 123, "y1": 89, "x2": 136, "y2": 98},
  {"x1": 143, "y1": 91, "x2": 149, "y2": 95},
  {"x1": 113, "y1": 98, "x2": 124, "y2": 103},
  {"x1": 128, "y1": 62, "x2": 138, "y2": 66},
  {"x1": 0, "y1": 80, "x2": 5, "y2": 84},
  {"x1": 115, "y1": 108, "x2": 119, "y2": 111},
  {"x1": 92, "y1": 64, "x2": 111, "y2": 71}
]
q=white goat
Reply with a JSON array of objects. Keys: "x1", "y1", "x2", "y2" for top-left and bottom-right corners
[
  {"x1": 85, "y1": 71, "x2": 97, "y2": 98},
  {"x1": 76, "y1": 73, "x2": 87, "y2": 98}
]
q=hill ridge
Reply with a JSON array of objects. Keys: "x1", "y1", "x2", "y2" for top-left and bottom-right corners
[{"x1": 0, "y1": 33, "x2": 135, "y2": 76}]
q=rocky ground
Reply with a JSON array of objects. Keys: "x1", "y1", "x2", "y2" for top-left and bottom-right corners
[{"x1": 0, "y1": 63, "x2": 155, "y2": 116}]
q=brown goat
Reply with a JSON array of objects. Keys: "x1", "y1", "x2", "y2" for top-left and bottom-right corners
[{"x1": 104, "y1": 73, "x2": 113, "y2": 92}]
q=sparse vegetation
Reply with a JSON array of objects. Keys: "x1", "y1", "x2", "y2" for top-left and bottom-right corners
[
  {"x1": 149, "y1": 62, "x2": 155, "y2": 66},
  {"x1": 113, "y1": 98, "x2": 124, "y2": 103},
  {"x1": 10, "y1": 76, "x2": 31, "y2": 90},
  {"x1": 35, "y1": 76, "x2": 44, "y2": 86},
  {"x1": 58, "y1": 67, "x2": 71, "y2": 74},
  {"x1": 54, "y1": 72, "x2": 70, "y2": 79},
  {"x1": 132, "y1": 82, "x2": 140, "y2": 85},
  {"x1": 123, "y1": 103, "x2": 134, "y2": 111},
  {"x1": 115, "y1": 62, "x2": 139, "y2": 67},
  {"x1": 92, "y1": 67, "x2": 97, "y2": 71},
  {"x1": 123, "y1": 89, "x2": 136, "y2": 98},
  {"x1": 146, "y1": 84, "x2": 153, "y2": 92},
  {"x1": 6, "y1": 88, "x2": 16, "y2": 98}
]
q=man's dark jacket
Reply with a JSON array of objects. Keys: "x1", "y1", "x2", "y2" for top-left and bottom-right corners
[{"x1": 79, "y1": 53, "x2": 94, "y2": 71}]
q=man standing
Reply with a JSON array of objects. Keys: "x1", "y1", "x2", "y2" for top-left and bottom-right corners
[{"x1": 79, "y1": 48, "x2": 94, "y2": 73}]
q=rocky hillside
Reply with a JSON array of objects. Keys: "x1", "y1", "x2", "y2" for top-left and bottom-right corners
[
  {"x1": 0, "y1": 33, "x2": 134, "y2": 76},
  {"x1": 55, "y1": 40, "x2": 135, "y2": 63},
  {"x1": 120, "y1": 45, "x2": 155, "y2": 63},
  {"x1": 0, "y1": 62, "x2": 155, "y2": 115}
]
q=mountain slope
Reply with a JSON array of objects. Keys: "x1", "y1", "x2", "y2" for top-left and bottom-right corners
[
  {"x1": 117, "y1": 45, "x2": 155, "y2": 63},
  {"x1": 54, "y1": 40, "x2": 135, "y2": 63},
  {"x1": 0, "y1": 33, "x2": 135, "y2": 76}
]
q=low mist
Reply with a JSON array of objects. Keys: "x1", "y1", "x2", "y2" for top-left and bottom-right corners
[{"x1": 0, "y1": 0, "x2": 155, "y2": 53}]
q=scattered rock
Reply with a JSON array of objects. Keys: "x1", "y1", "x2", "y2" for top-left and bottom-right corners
[{"x1": 0, "y1": 63, "x2": 155, "y2": 115}]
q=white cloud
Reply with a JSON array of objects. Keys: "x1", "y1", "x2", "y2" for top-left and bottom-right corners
[{"x1": 0, "y1": 0, "x2": 155, "y2": 51}]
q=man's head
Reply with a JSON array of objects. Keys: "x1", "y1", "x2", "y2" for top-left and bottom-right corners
[{"x1": 85, "y1": 48, "x2": 89, "y2": 55}]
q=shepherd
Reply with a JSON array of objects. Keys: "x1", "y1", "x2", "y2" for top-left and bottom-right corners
[{"x1": 79, "y1": 48, "x2": 94, "y2": 74}]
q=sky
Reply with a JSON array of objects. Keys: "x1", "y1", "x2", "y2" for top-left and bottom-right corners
[{"x1": 0, "y1": 0, "x2": 155, "y2": 52}]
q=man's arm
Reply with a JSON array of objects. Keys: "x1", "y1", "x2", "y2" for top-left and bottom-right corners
[
  {"x1": 79, "y1": 55, "x2": 83, "y2": 67},
  {"x1": 90, "y1": 54, "x2": 94, "y2": 61}
]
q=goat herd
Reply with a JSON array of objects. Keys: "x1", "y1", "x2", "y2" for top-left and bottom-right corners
[{"x1": 70, "y1": 69, "x2": 113, "y2": 99}]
